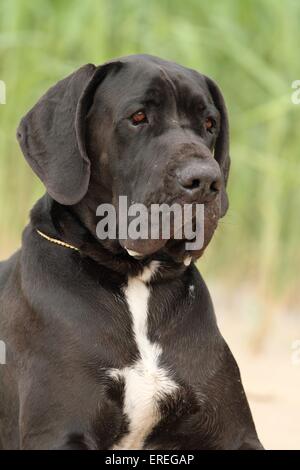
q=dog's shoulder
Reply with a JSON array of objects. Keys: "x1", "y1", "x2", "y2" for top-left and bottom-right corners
[
  {"x1": 0, "y1": 251, "x2": 21, "y2": 293},
  {"x1": 0, "y1": 251, "x2": 23, "y2": 337}
]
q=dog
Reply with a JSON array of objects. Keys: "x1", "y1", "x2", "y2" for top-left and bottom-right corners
[{"x1": 0, "y1": 54, "x2": 262, "y2": 450}]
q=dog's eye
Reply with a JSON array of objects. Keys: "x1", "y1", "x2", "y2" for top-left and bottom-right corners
[
  {"x1": 131, "y1": 110, "x2": 148, "y2": 125},
  {"x1": 204, "y1": 117, "x2": 215, "y2": 133}
]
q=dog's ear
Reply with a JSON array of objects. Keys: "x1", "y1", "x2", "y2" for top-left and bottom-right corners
[
  {"x1": 204, "y1": 76, "x2": 231, "y2": 217},
  {"x1": 17, "y1": 62, "x2": 122, "y2": 205}
]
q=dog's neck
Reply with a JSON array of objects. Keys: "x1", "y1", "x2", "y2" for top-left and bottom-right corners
[{"x1": 29, "y1": 194, "x2": 190, "y2": 282}]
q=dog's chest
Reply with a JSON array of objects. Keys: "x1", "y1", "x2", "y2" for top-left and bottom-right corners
[{"x1": 108, "y1": 263, "x2": 178, "y2": 450}]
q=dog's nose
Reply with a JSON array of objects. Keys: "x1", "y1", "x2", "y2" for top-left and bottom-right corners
[{"x1": 176, "y1": 162, "x2": 221, "y2": 202}]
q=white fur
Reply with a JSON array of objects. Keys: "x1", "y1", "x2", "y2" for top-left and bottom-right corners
[{"x1": 110, "y1": 261, "x2": 178, "y2": 450}]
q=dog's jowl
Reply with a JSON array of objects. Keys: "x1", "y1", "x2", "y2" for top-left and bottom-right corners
[{"x1": 0, "y1": 55, "x2": 262, "y2": 450}]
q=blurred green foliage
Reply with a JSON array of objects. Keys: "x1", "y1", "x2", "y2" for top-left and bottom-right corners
[{"x1": 0, "y1": 0, "x2": 299, "y2": 304}]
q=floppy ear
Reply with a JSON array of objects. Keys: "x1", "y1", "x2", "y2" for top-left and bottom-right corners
[
  {"x1": 204, "y1": 76, "x2": 231, "y2": 217},
  {"x1": 17, "y1": 62, "x2": 122, "y2": 205}
]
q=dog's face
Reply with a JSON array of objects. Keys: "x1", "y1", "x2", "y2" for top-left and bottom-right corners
[{"x1": 17, "y1": 55, "x2": 230, "y2": 261}]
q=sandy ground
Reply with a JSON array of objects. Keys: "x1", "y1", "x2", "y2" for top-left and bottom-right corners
[{"x1": 212, "y1": 283, "x2": 300, "y2": 450}]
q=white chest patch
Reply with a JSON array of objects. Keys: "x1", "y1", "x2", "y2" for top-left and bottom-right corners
[{"x1": 109, "y1": 262, "x2": 178, "y2": 450}]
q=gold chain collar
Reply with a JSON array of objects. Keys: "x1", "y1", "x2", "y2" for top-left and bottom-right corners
[
  {"x1": 36, "y1": 229, "x2": 79, "y2": 252},
  {"x1": 36, "y1": 229, "x2": 193, "y2": 266}
]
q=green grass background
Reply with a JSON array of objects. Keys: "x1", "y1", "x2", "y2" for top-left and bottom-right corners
[{"x1": 0, "y1": 0, "x2": 299, "y2": 309}]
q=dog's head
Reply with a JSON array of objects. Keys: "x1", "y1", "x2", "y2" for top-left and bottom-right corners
[{"x1": 17, "y1": 55, "x2": 230, "y2": 261}]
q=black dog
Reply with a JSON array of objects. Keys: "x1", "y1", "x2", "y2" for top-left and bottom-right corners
[{"x1": 0, "y1": 55, "x2": 262, "y2": 450}]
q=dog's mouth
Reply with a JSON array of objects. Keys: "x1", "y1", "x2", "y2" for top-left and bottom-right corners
[
  {"x1": 120, "y1": 238, "x2": 172, "y2": 259},
  {"x1": 117, "y1": 200, "x2": 220, "y2": 262},
  {"x1": 120, "y1": 239, "x2": 195, "y2": 266}
]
